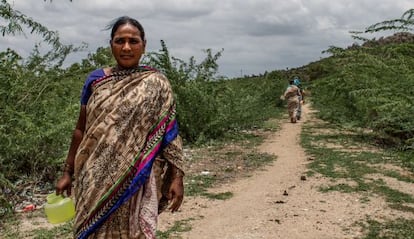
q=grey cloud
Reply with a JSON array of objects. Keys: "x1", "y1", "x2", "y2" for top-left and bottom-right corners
[
  {"x1": 2, "y1": 0, "x2": 412, "y2": 77},
  {"x1": 243, "y1": 20, "x2": 309, "y2": 37}
]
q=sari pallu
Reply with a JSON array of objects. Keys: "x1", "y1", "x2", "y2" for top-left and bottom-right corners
[{"x1": 73, "y1": 69, "x2": 183, "y2": 239}]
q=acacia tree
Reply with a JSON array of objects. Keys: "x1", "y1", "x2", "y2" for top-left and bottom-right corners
[
  {"x1": 312, "y1": 9, "x2": 414, "y2": 151},
  {"x1": 0, "y1": 0, "x2": 83, "y2": 217},
  {"x1": 350, "y1": 8, "x2": 414, "y2": 41},
  {"x1": 363, "y1": 9, "x2": 414, "y2": 33},
  {"x1": 0, "y1": 0, "x2": 82, "y2": 66}
]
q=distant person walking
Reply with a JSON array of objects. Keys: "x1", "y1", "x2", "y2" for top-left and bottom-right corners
[{"x1": 283, "y1": 77, "x2": 302, "y2": 123}]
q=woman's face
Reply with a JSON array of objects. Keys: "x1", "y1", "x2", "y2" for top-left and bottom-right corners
[{"x1": 111, "y1": 23, "x2": 146, "y2": 69}]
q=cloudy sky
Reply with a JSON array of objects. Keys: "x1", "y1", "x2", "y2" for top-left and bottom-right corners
[{"x1": 1, "y1": 0, "x2": 412, "y2": 77}]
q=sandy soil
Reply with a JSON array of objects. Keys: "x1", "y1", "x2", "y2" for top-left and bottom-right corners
[{"x1": 158, "y1": 104, "x2": 414, "y2": 239}]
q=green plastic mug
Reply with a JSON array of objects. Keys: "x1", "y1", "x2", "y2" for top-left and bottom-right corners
[{"x1": 44, "y1": 193, "x2": 75, "y2": 224}]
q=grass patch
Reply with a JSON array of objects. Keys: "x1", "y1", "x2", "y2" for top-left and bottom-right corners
[
  {"x1": 389, "y1": 204, "x2": 414, "y2": 213},
  {"x1": 301, "y1": 119, "x2": 414, "y2": 236},
  {"x1": 183, "y1": 149, "x2": 275, "y2": 198},
  {"x1": 156, "y1": 218, "x2": 192, "y2": 239},
  {"x1": 262, "y1": 118, "x2": 281, "y2": 131},
  {"x1": 185, "y1": 175, "x2": 217, "y2": 197},
  {"x1": 359, "y1": 218, "x2": 414, "y2": 239},
  {"x1": 184, "y1": 129, "x2": 276, "y2": 199},
  {"x1": 242, "y1": 152, "x2": 274, "y2": 168},
  {"x1": 204, "y1": 191, "x2": 233, "y2": 200},
  {"x1": 29, "y1": 222, "x2": 73, "y2": 239},
  {"x1": 185, "y1": 175, "x2": 234, "y2": 200},
  {"x1": 302, "y1": 122, "x2": 413, "y2": 199},
  {"x1": 1, "y1": 214, "x2": 73, "y2": 239}
]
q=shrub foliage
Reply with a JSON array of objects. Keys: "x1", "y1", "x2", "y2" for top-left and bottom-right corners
[{"x1": 308, "y1": 9, "x2": 414, "y2": 150}]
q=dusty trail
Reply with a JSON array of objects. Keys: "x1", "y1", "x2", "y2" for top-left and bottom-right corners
[
  {"x1": 160, "y1": 104, "x2": 365, "y2": 239},
  {"x1": 180, "y1": 105, "x2": 310, "y2": 239}
]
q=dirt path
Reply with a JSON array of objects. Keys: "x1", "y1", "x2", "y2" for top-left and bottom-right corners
[
  {"x1": 158, "y1": 104, "x2": 407, "y2": 239},
  {"x1": 178, "y1": 104, "x2": 314, "y2": 239}
]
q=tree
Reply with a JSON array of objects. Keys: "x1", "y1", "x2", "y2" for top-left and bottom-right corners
[
  {"x1": 0, "y1": 0, "x2": 81, "y2": 217},
  {"x1": 351, "y1": 9, "x2": 414, "y2": 41},
  {"x1": 0, "y1": 0, "x2": 83, "y2": 67}
]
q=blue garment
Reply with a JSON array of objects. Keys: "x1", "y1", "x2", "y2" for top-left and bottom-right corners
[{"x1": 80, "y1": 68, "x2": 105, "y2": 105}]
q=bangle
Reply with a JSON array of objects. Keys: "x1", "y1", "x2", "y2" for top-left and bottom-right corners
[{"x1": 63, "y1": 162, "x2": 74, "y2": 176}]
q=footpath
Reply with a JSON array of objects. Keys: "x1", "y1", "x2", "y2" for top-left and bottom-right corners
[{"x1": 160, "y1": 104, "x2": 369, "y2": 239}]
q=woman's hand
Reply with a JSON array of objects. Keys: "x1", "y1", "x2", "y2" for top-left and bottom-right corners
[
  {"x1": 167, "y1": 176, "x2": 184, "y2": 213},
  {"x1": 55, "y1": 172, "x2": 72, "y2": 196}
]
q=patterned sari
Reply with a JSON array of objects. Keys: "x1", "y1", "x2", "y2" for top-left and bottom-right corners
[
  {"x1": 283, "y1": 85, "x2": 300, "y2": 121},
  {"x1": 73, "y1": 68, "x2": 184, "y2": 239}
]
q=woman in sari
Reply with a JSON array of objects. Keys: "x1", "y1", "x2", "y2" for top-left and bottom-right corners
[
  {"x1": 55, "y1": 16, "x2": 185, "y2": 239},
  {"x1": 283, "y1": 78, "x2": 301, "y2": 123}
]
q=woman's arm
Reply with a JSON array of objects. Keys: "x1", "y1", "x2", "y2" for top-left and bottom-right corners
[
  {"x1": 55, "y1": 105, "x2": 86, "y2": 196},
  {"x1": 161, "y1": 135, "x2": 185, "y2": 212},
  {"x1": 167, "y1": 163, "x2": 184, "y2": 212}
]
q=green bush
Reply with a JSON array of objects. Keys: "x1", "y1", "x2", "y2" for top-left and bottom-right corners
[
  {"x1": 145, "y1": 41, "x2": 285, "y2": 143},
  {"x1": 311, "y1": 43, "x2": 414, "y2": 148}
]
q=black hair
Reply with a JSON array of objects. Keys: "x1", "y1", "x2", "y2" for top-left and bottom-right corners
[{"x1": 107, "y1": 16, "x2": 145, "y2": 41}]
